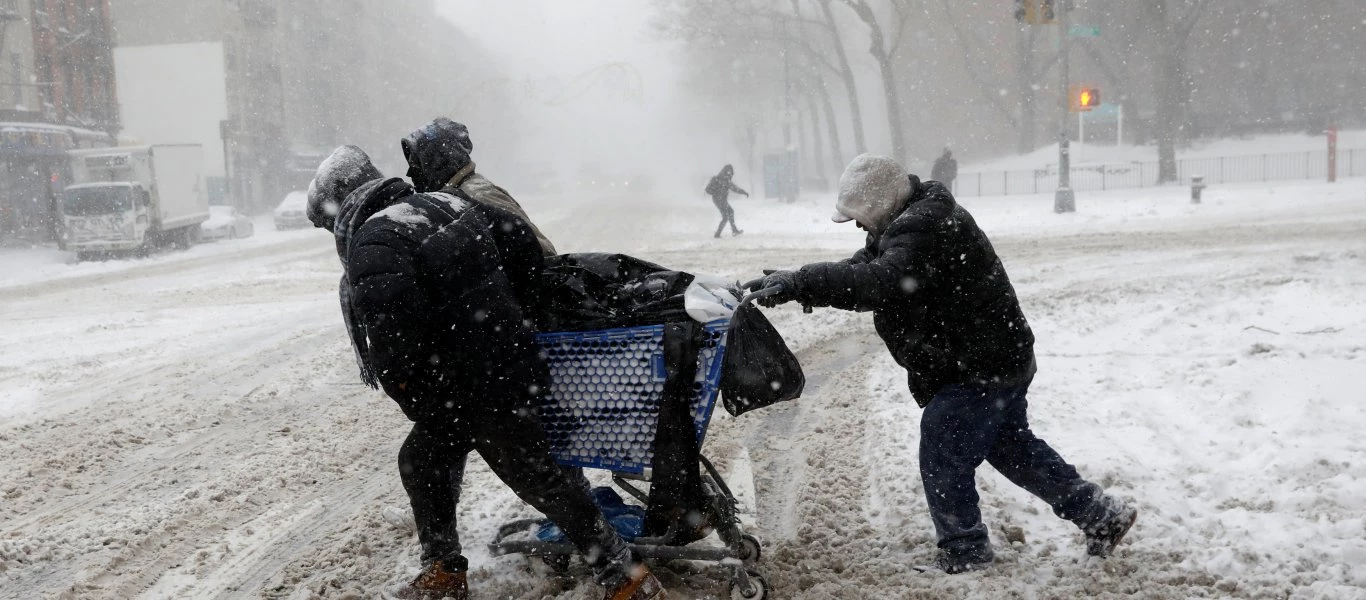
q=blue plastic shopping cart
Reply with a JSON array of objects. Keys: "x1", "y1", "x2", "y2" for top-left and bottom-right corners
[{"x1": 489, "y1": 289, "x2": 783, "y2": 599}]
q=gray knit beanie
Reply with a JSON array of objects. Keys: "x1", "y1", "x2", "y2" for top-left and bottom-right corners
[
  {"x1": 833, "y1": 154, "x2": 913, "y2": 233},
  {"x1": 308, "y1": 145, "x2": 383, "y2": 231}
]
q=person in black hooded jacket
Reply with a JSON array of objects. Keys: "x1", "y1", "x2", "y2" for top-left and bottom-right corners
[
  {"x1": 745, "y1": 154, "x2": 1137, "y2": 575},
  {"x1": 401, "y1": 117, "x2": 558, "y2": 256},
  {"x1": 308, "y1": 146, "x2": 664, "y2": 600},
  {"x1": 704, "y1": 164, "x2": 748, "y2": 238}
]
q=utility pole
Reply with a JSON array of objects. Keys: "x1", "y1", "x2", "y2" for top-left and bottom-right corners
[{"x1": 1054, "y1": 2, "x2": 1075, "y2": 213}]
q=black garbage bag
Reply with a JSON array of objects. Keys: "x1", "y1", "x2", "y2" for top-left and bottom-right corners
[
  {"x1": 538, "y1": 253, "x2": 695, "y2": 331},
  {"x1": 719, "y1": 304, "x2": 805, "y2": 416},
  {"x1": 643, "y1": 321, "x2": 708, "y2": 542}
]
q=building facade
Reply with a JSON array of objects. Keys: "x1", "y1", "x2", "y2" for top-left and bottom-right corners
[
  {"x1": 0, "y1": 0, "x2": 118, "y2": 243},
  {"x1": 109, "y1": 0, "x2": 490, "y2": 214}
]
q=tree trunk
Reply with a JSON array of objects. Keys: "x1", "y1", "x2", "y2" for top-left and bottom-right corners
[
  {"x1": 1152, "y1": 0, "x2": 1201, "y2": 183},
  {"x1": 875, "y1": 56, "x2": 908, "y2": 163},
  {"x1": 803, "y1": 90, "x2": 829, "y2": 190},
  {"x1": 1015, "y1": 24, "x2": 1037, "y2": 154},
  {"x1": 1156, "y1": 42, "x2": 1180, "y2": 182},
  {"x1": 819, "y1": 0, "x2": 868, "y2": 154},
  {"x1": 815, "y1": 75, "x2": 846, "y2": 174},
  {"x1": 842, "y1": 0, "x2": 907, "y2": 163}
]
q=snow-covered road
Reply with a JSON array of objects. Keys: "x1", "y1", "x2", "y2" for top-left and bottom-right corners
[{"x1": 2, "y1": 180, "x2": 1364, "y2": 599}]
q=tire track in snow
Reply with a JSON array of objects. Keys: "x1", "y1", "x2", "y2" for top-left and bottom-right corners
[
  {"x1": 0, "y1": 236, "x2": 331, "y2": 302},
  {"x1": 0, "y1": 323, "x2": 347, "y2": 599}
]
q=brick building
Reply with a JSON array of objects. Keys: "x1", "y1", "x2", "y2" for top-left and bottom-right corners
[{"x1": 0, "y1": 0, "x2": 118, "y2": 243}]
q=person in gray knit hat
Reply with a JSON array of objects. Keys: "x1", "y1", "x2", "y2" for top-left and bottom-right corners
[{"x1": 746, "y1": 154, "x2": 1137, "y2": 574}]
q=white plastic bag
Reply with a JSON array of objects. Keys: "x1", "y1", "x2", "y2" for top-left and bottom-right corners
[{"x1": 684, "y1": 275, "x2": 740, "y2": 323}]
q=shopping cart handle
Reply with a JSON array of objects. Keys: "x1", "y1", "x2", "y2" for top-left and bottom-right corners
[
  {"x1": 735, "y1": 284, "x2": 814, "y2": 314},
  {"x1": 738, "y1": 284, "x2": 785, "y2": 307}
]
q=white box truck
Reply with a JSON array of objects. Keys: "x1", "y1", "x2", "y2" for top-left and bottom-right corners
[{"x1": 61, "y1": 145, "x2": 210, "y2": 259}]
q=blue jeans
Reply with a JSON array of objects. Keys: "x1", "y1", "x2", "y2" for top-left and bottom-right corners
[{"x1": 920, "y1": 382, "x2": 1108, "y2": 555}]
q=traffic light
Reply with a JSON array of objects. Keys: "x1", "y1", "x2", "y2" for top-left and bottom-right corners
[
  {"x1": 1016, "y1": 0, "x2": 1072, "y2": 24},
  {"x1": 1069, "y1": 86, "x2": 1101, "y2": 112}
]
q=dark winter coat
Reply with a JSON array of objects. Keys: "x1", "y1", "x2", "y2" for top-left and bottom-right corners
[
  {"x1": 791, "y1": 177, "x2": 1035, "y2": 406},
  {"x1": 705, "y1": 165, "x2": 747, "y2": 204},
  {"x1": 402, "y1": 117, "x2": 557, "y2": 255},
  {"x1": 931, "y1": 153, "x2": 958, "y2": 184},
  {"x1": 337, "y1": 177, "x2": 550, "y2": 422}
]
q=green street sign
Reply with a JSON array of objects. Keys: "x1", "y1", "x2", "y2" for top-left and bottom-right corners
[{"x1": 1068, "y1": 25, "x2": 1101, "y2": 37}]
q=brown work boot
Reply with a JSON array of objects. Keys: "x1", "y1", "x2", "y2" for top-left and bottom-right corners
[
  {"x1": 603, "y1": 565, "x2": 666, "y2": 600},
  {"x1": 383, "y1": 560, "x2": 468, "y2": 600}
]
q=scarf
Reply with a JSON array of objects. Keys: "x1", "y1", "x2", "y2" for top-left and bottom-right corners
[{"x1": 333, "y1": 177, "x2": 413, "y2": 388}]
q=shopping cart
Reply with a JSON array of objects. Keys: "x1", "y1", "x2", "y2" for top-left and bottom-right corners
[{"x1": 489, "y1": 287, "x2": 785, "y2": 599}]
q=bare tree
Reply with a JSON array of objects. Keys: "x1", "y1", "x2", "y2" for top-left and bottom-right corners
[
  {"x1": 656, "y1": 0, "x2": 871, "y2": 171},
  {"x1": 814, "y1": 70, "x2": 848, "y2": 174},
  {"x1": 838, "y1": 0, "x2": 912, "y2": 162},
  {"x1": 1150, "y1": 0, "x2": 1209, "y2": 182},
  {"x1": 793, "y1": 47, "x2": 845, "y2": 179},
  {"x1": 936, "y1": 0, "x2": 1061, "y2": 154},
  {"x1": 810, "y1": 0, "x2": 868, "y2": 154}
]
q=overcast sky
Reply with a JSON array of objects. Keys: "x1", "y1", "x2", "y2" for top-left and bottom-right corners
[{"x1": 435, "y1": 1, "x2": 723, "y2": 190}]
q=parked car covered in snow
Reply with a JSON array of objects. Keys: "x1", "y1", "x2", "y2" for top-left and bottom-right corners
[
  {"x1": 200, "y1": 205, "x2": 254, "y2": 241},
  {"x1": 273, "y1": 191, "x2": 310, "y2": 229}
]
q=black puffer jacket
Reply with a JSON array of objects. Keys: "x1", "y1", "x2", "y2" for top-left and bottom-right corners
[
  {"x1": 338, "y1": 177, "x2": 549, "y2": 422},
  {"x1": 793, "y1": 177, "x2": 1035, "y2": 406}
]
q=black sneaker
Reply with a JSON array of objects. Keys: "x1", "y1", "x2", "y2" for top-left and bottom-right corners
[
  {"x1": 1086, "y1": 503, "x2": 1138, "y2": 557},
  {"x1": 929, "y1": 546, "x2": 994, "y2": 574}
]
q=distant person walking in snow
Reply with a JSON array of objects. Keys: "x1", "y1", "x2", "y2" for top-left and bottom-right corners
[
  {"x1": 402, "y1": 117, "x2": 558, "y2": 256},
  {"x1": 308, "y1": 146, "x2": 664, "y2": 600},
  {"x1": 745, "y1": 154, "x2": 1137, "y2": 574},
  {"x1": 931, "y1": 147, "x2": 958, "y2": 191},
  {"x1": 705, "y1": 164, "x2": 748, "y2": 238}
]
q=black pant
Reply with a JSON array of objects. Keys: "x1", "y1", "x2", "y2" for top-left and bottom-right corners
[
  {"x1": 712, "y1": 197, "x2": 739, "y2": 237},
  {"x1": 920, "y1": 382, "x2": 1114, "y2": 555},
  {"x1": 399, "y1": 404, "x2": 625, "y2": 573}
]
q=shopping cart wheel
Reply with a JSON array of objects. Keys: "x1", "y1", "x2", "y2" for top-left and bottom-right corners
[
  {"x1": 729, "y1": 569, "x2": 769, "y2": 600},
  {"x1": 736, "y1": 534, "x2": 762, "y2": 564}
]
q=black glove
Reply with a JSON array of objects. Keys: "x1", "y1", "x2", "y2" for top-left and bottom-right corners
[{"x1": 742, "y1": 269, "x2": 802, "y2": 307}]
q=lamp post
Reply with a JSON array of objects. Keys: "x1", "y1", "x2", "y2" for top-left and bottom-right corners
[{"x1": 1053, "y1": 2, "x2": 1075, "y2": 213}]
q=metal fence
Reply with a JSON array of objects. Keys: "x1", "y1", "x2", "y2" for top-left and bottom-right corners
[{"x1": 954, "y1": 148, "x2": 1365, "y2": 197}]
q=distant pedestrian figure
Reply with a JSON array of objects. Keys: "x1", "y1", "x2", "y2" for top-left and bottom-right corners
[
  {"x1": 705, "y1": 164, "x2": 749, "y2": 238},
  {"x1": 931, "y1": 148, "x2": 958, "y2": 190}
]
